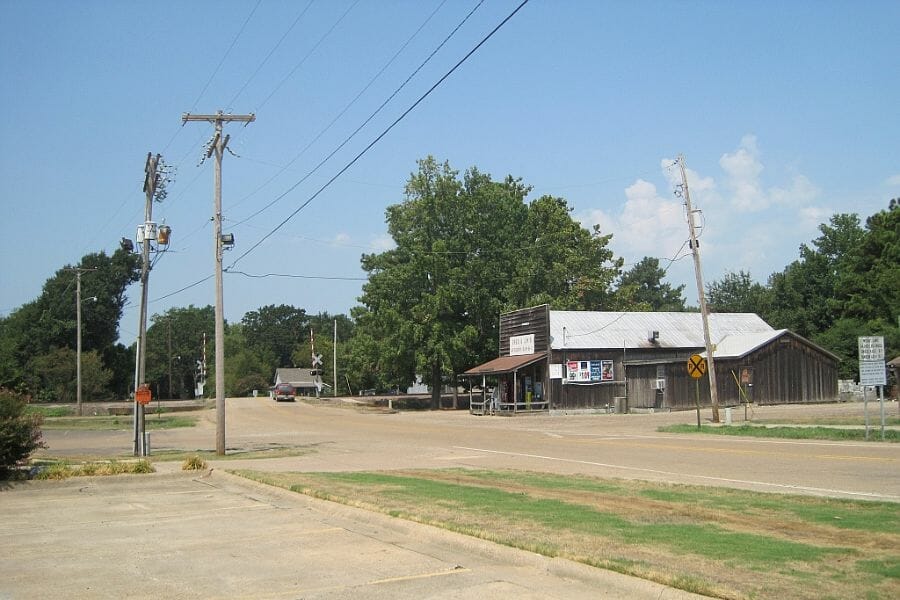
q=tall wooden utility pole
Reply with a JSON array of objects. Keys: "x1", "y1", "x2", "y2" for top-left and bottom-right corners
[
  {"x1": 182, "y1": 111, "x2": 255, "y2": 455},
  {"x1": 678, "y1": 154, "x2": 720, "y2": 422},
  {"x1": 66, "y1": 267, "x2": 97, "y2": 417},
  {"x1": 133, "y1": 152, "x2": 162, "y2": 455}
]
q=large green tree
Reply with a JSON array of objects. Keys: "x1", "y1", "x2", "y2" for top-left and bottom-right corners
[
  {"x1": 241, "y1": 304, "x2": 309, "y2": 370},
  {"x1": 0, "y1": 248, "x2": 139, "y2": 398},
  {"x1": 145, "y1": 305, "x2": 214, "y2": 399},
  {"x1": 763, "y1": 204, "x2": 898, "y2": 378},
  {"x1": 352, "y1": 157, "x2": 622, "y2": 406},
  {"x1": 222, "y1": 324, "x2": 273, "y2": 397},
  {"x1": 706, "y1": 270, "x2": 771, "y2": 315},
  {"x1": 768, "y1": 214, "x2": 865, "y2": 337},
  {"x1": 617, "y1": 256, "x2": 686, "y2": 312}
]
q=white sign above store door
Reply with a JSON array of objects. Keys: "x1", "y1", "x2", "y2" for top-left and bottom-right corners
[{"x1": 510, "y1": 334, "x2": 535, "y2": 356}]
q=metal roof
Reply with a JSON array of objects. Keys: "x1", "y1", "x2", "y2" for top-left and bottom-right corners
[
  {"x1": 703, "y1": 329, "x2": 788, "y2": 358},
  {"x1": 549, "y1": 311, "x2": 774, "y2": 350},
  {"x1": 274, "y1": 368, "x2": 318, "y2": 387},
  {"x1": 703, "y1": 329, "x2": 841, "y2": 361}
]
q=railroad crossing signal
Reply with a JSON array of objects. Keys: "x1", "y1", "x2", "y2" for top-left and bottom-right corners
[
  {"x1": 311, "y1": 353, "x2": 323, "y2": 367},
  {"x1": 687, "y1": 354, "x2": 707, "y2": 379}
]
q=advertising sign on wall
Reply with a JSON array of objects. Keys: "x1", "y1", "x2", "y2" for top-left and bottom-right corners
[{"x1": 566, "y1": 360, "x2": 614, "y2": 383}]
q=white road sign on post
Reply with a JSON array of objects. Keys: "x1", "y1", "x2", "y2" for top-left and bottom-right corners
[
  {"x1": 858, "y1": 336, "x2": 886, "y2": 386},
  {"x1": 858, "y1": 336, "x2": 884, "y2": 361}
]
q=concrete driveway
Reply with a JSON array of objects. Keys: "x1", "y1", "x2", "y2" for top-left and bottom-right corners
[{"x1": 0, "y1": 470, "x2": 703, "y2": 600}]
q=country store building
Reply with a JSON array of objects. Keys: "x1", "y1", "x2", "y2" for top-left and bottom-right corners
[{"x1": 464, "y1": 305, "x2": 839, "y2": 414}]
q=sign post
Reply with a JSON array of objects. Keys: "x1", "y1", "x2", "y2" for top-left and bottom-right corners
[
  {"x1": 858, "y1": 336, "x2": 886, "y2": 441},
  {"x1": 687, "y1": 354, "x2": 707, "y2": 430}
]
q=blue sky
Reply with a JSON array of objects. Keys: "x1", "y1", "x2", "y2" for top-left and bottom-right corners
[{"x1": 2, "y1": 0, "x2": 898, "y2": 345}]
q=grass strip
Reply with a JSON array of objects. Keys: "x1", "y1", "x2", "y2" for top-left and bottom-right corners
[
  {"x1": 659, "y1": 423, "x2": 900, "y2": 442},
  {"x1": 235, "y1": 468, "x2": 900, "y2": 600},
  {"x1": 40, "y1": 415, "x2": 197, "y2": 430}
]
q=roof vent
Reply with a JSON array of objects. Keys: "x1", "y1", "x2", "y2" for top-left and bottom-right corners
[{"x1": 648, "y1": 330, "x2": 660, "y2": 343}]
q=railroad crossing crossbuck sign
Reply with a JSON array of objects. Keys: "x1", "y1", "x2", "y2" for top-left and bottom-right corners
[{"x1": 687, "y1": 354, "x2": 707, "y2": 379}]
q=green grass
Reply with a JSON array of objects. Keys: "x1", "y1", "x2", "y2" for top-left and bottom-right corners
[
  {"x1": 236, "y1": 468, "x2": 900, "y2": 600},
  {"x1": 659, "y1": 423, "x2": 900, "y2": 442},
  {"x1": 637, "y1": 487, "x2": 900, "y2": 533},
  {"x1": 312, "y1": 472, "x2": 837, "y2": 566},
  {"x1": 40, "y1": 414, "x2": 197, "y2": 430},
  {"x1": 25, "y1": 405, "x2": 74, "y2": 417}
]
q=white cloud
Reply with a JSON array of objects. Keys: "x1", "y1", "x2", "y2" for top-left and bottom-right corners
[
  {"x1": 581, "y1": 136, "x2": 831, "y2": 298},
  {"x1": 886, "y1": 174, "x2": 900, "y2": 186},
  {"x1": 332, "y1": 232, "x2": 351, "y2": 245},
  {"x1": 798, "y1": 205, "x2": 833, "y2": 228},
  {"x1": 769, "y1": 174, "x2": 820, "y2": 207},
  {"x1": 719, "y1": 134, "x2": 766, "y2": 211},
  {"x1": 582, "y1": 178, "x2": 687, "y2": 263},
  {"x1": 369, "y1": 234, "x2": 395, "y2": 252}
]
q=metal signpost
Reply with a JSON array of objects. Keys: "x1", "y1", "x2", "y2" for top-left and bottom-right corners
[
  {"x1": 687, "y1": 354, "x2": 707, "y2": 430},
  {"x1": 858, "y1": 336, "x2": 886, "y2": 441}
]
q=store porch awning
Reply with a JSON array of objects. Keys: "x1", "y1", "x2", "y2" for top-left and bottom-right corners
[{"x1": 463, "y1": 352, "x2": 547, "y2": 376}]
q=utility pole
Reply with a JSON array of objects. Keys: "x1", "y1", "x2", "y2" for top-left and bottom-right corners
[
  {"x1": 333, "y1": 319, "x2": 338, "y2": 397},
  {"x1": 182, "y1": 111, "x2": 255, "y2": 455},
  {"x1": 167, "y1": 318, "x2": 174, "y2": 399},
  {"x1": 133, "y1": 152, "x2": 163, "y2": 455},
  {"x1": 67, "y1": 268, "x2": 97, "y2": 417},
  {"x1": 678, "y1": 154, "x2": 720, "y2": 423}
]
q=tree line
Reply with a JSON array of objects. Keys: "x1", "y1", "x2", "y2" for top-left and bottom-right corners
[{"x1": 1, "y1": 157, "x2": 896, "y2": 403}]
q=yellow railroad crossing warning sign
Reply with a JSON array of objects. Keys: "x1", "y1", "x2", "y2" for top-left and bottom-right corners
[{"x1": 687, "y1": 354, "x2": 707, "y2": 379}]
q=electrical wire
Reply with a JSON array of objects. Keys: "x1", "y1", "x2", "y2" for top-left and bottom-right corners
[
  {"x1": 157, "y1": 0, "x2": 263, "y2": 158},
  {"x1": 226, "y1": 0, "x2": 316, "y2": 111},
  {"x1": 190, "y1": 0, "x2": 263, "y2": 114},
  {"x1": 148, "y1": 274, "x2": 213, "y2": 304},
  {"x1": 226, "y1": 0, "x2": 531, "y2": 270},
  {"x1": 226, "y1": 0, "x2": 450, "y2": 214},
  {"x1": 227, "y1": 0, "x2": 476, "y2": 224},
  {"x1": 227, "y1": 270, "x2": 366, "y2": 281},
  {"x1": 254, "y1": 0, "x2": 361, "y2": 113}
]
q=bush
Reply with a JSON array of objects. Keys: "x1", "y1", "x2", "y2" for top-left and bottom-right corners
[
  {"x1": 0, "y1": 388, "x2": 46, "y2": 479},
  {"x1": 182, "y1": 455, "x2": 208, "y2": 471}
]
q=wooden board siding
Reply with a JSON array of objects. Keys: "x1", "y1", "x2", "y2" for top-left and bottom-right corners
[
  {"x1": 550, "y1": 336, "x2": 838, "y2": 411},
  {"x1": 499, "y1": 305, "x2": 550, "y2": 355},
  {"x1": 714, "y1": 337, "x2": 838, "y2": 405},
  {"x1": 548, "y1": 350, "x2": 627, "y2": 410}
]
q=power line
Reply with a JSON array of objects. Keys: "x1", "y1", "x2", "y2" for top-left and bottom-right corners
[
  {"x1": 227, "y1": 0, "x2": 531, "y2": 269},
  {"x1": 254, "y1": 0, "x2": 361, "y2": 113},
  {"x1": 227, "y1": 0, "x2": 470, "y2": 223},
  {"x1": 148, "y1": 275, "x2": 213, "y2": 304},
  {"x1": 158, "y1": 1, "x2": 263, "y2": 157},
  {"x1": 227, "y1": 270, "x2": 366, "y2": 281},
  {"x1": 190, "y1": 0, "x2": 263, "y2": 114},
  {"x1": 226, "y1": 0, "x2": 316, "y2": 111}
]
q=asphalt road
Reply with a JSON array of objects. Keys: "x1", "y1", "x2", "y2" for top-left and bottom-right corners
[{"x1": 41, "y1": 398, "x2": 900, "y2": 502}]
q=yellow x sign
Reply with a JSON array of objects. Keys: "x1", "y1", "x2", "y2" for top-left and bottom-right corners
[{"x1": 687, "y1": 354, "x2": 707, "y2": 379}]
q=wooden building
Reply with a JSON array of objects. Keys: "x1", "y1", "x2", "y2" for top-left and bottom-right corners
[{"x1": 464, "y1": 305, "x2": 840, "y2": 414}]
